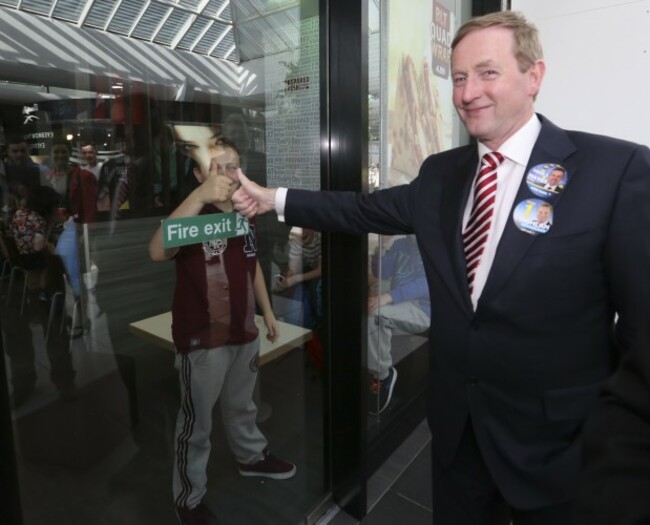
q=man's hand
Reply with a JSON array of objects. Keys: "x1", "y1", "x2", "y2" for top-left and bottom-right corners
[{"x1": 232, "y1": 170, "x2": 277, "y2": 217}]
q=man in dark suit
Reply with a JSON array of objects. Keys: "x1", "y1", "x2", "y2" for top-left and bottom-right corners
[{"x1": 232, "y1": 10, "x2": 650, "y2": 525}]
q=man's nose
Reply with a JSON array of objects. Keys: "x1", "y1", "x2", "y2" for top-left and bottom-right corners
[{"x1": 460, "y1": 76, "x2": 480, "y2": 103}]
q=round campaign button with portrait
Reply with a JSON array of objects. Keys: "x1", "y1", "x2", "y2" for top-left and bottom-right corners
[
  {"x1": 525, "y1": 163, "x2": 567, "y2": 198},
  {"x1": 513, "y1": 199, "x2": 554, "y2": 236}
]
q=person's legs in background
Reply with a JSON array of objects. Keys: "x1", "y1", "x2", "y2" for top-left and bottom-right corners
[
  {"x1": 1, "y1": 301, "x2": 36, "y2": 407},
  {"x1": 367, "y1": 301, "x2": 429, "y2": 414}
]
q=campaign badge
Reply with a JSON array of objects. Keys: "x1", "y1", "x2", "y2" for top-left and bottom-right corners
[
  {"x1": 513, "y1": 199, "x2": 553, "y2": 236},
  {"x1": 525, "y1": 164, "x2": 567, "y2": 198}
]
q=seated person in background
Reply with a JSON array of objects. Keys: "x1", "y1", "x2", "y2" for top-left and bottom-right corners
[
  {"x1": 274, "y1": 227, "x2": 321, "y2": 329},
  {"x1": 9, "y1": 185, "x2": 62, "y2": 296},
  {"x1": 151, "y1": 129, "x2": 296, "y2": 525},
  {"x1": 5, "y1": 185, "x2": 76, "y2": 407},
  {"x1": 367, "y1": 235, "x2": 430, "y2": 415}
]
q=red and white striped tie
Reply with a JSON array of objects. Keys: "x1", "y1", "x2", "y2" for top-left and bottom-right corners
[{"x1": 463, "y1": 151, "x2": 504, "y2": 294}]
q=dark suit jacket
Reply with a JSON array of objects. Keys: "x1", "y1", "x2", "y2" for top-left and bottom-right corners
[
  {"x1": 283, "y1": 115, "x2": 650, "y2": 509},
  {"x1": 572, "y1": 316, "x2": 650, "y2": 524}
]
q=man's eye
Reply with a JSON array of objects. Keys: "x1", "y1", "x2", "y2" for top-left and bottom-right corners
[
  {"x1": 226, "y1": 164, "x2": 239, "y2": 172},
  {"x1": 452, "y1": 76, "x2": 466, "y2": 86}
]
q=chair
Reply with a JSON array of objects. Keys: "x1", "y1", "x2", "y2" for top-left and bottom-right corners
[
  {"x1": 65, "y1": 272, "x2": 83, "y2": 347},
  {"x1": 45, "y1": 289, "x2": 64, "y2": 342},
  {"x1": 0, "y1": 246, "x2": 10, "y2": 290},
  {"x1": 0, "y1": 233, "x2": 15, "y2": 293}
]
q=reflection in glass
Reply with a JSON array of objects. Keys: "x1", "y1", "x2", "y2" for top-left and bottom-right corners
[
  {"x1": 366, "y1": 0, "x2": 457, "y2": 422},
  {"x1": 367, "y1": 235, "x2": 430, "y2": 416},
  {"x1": 0, "y1": 1, "x2": 327, "y2": 522}
]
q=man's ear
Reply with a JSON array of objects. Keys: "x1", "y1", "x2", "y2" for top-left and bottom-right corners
[{"x1": 528, "y1": 59, "x2": 546, "y2": 98}]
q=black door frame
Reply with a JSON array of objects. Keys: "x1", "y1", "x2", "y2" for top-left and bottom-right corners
[
  {"x1": 319, "y1": 0, "x2": 370, "y2": 517},
  {"x1": 319, "y1": 0, "x2": 503, "y2": 519}
]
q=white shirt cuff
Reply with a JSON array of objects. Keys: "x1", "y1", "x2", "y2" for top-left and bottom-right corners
[{"x1": 275, "y1": 187, "x2": 288, "y2": 222}]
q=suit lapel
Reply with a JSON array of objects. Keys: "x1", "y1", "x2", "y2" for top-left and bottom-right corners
[
  {"x1": 478, "y1": 116, "x2": 578, "y2": 309},
  {"x1": 440, "y1": 147, "x2": 478, "y2": 313}
]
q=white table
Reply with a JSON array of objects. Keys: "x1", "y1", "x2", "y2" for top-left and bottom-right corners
[{"x1": 129, "y1": 312, "x2": 312, "y2": 366}]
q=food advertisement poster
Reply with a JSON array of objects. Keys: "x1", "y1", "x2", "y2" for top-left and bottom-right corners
[{"x1": 386, "y1": 0, "x2": 455, "y2": 185}]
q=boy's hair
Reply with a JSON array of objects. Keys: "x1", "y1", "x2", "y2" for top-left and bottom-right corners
[{"x1": 214, "y1": 136, "x2": 241, "y2": 157}]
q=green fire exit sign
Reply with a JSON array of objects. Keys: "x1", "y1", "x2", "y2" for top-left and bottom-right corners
[{"x1": 162, "y1": 212, "x2": 249, "y2": 249}]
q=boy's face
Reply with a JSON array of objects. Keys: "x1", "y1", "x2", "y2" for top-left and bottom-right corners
[{"x1": 195, "y1": 146, "x2": 240, "y2": 185}]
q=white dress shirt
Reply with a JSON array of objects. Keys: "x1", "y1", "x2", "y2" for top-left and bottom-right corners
[
  {"x1": 274, "y1": 114, "x2": 542, "y2": 310},
  {"x1": 466, "y1": 114, "x2": 541, "y2": 309}
]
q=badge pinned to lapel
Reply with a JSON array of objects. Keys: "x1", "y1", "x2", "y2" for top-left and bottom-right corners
[
  {"x1": 525, "y1": 163, "x2": 567, "y2": 198},
  {"x1": 513, "y1": 199, "x2": 553, "y2": 236}
]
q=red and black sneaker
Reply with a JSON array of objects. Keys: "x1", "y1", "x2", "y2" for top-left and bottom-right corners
[
  {"x1": 238, "y1": 449, "x2": 297, "y2": 480},
  {"x1": 175, "y1": 501, "x2": 216, "y2": 525},
  {"x1": 368, "y1": 366, "x2": 397, "y2": 415}
]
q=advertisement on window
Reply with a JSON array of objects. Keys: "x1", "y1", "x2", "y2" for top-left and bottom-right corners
[{"x1": 386, "y1": 0, "x2": 455, "y2": 186}]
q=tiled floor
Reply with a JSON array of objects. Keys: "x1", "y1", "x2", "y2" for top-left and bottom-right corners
[{"x1": 325, "y1": 420, "x2": 433, "y2": 525}]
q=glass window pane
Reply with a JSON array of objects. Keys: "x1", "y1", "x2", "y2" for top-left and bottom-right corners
[
  {"x1": 0, "y1": 1, "x2": 327, "y2": 523},
  {"x1": 366, "y1": 0, "x2": 462, "y2": 424}
]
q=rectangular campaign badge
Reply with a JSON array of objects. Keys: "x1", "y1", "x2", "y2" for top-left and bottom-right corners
[{"x1": 162, "y1": 212, "x2": 249, "y2": 249}]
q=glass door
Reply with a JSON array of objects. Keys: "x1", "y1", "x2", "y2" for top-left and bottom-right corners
[
  {"x1": 0, "y1": 1, "x2": 329, "y2": 523},
  {"x1": 364, "y1": 0, "x2": 467, "y2": 477}
]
